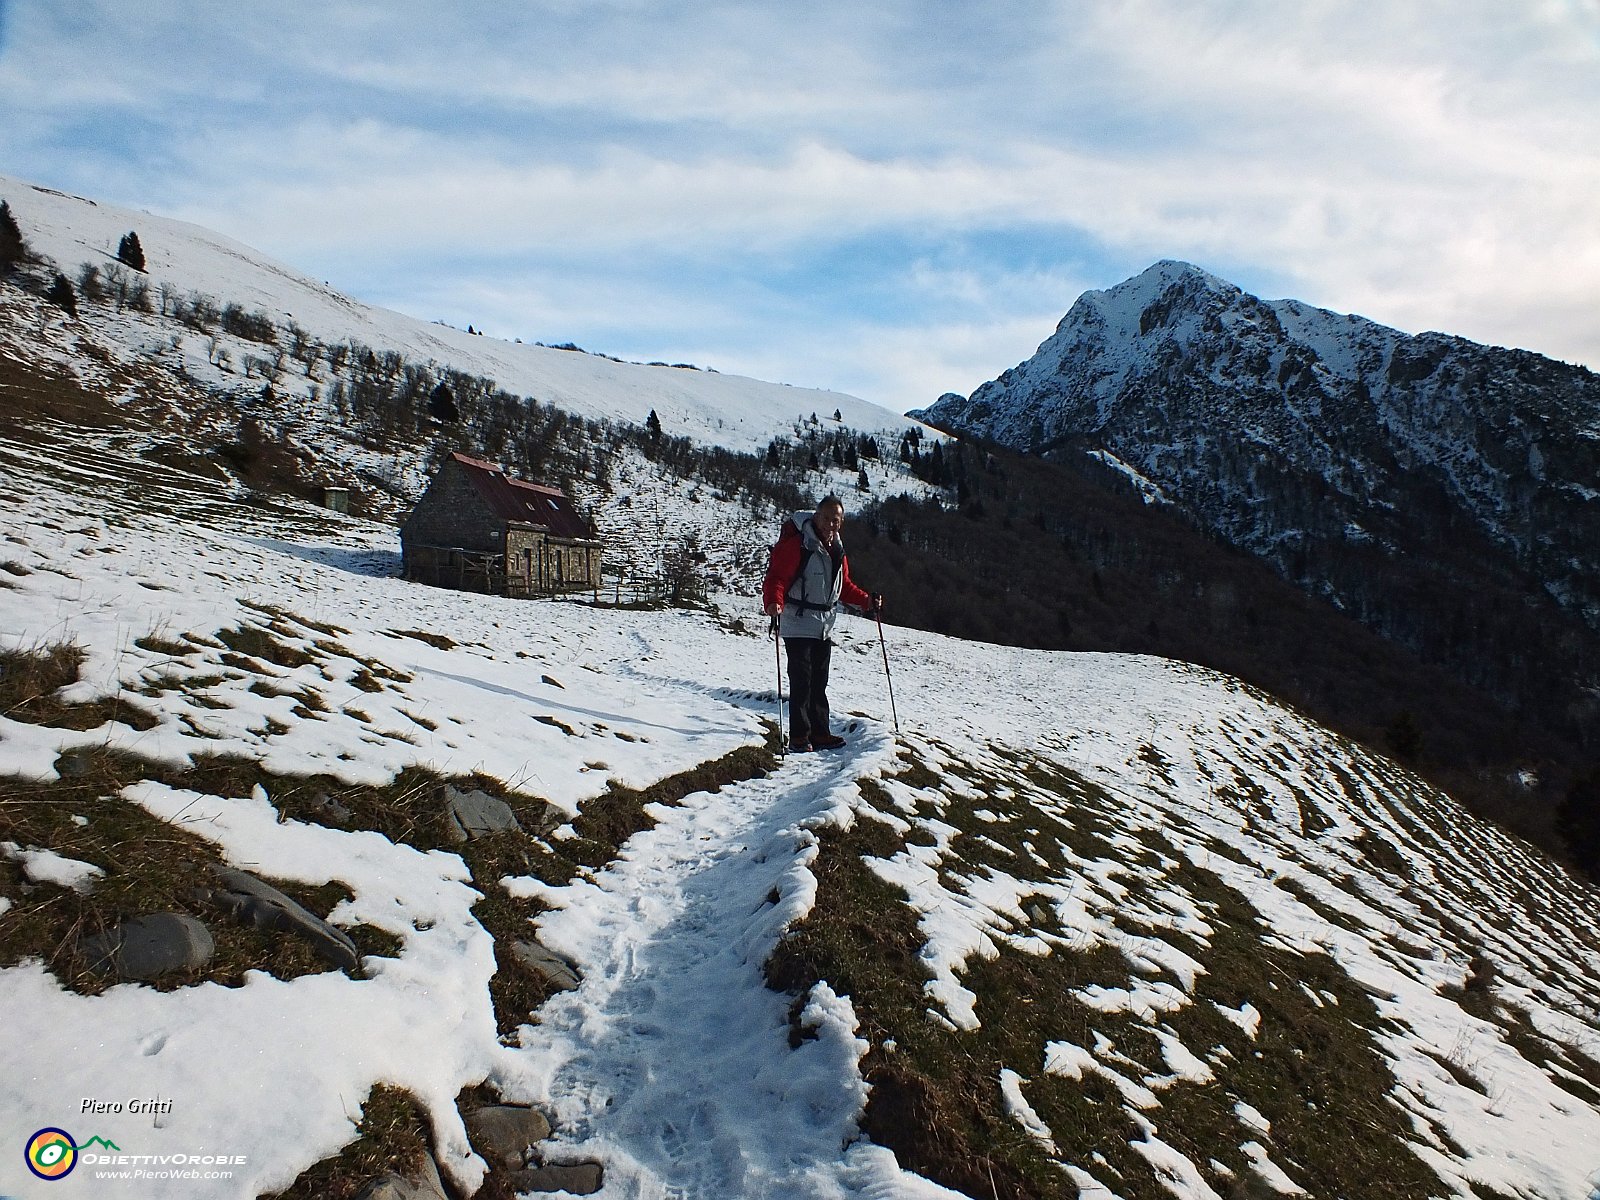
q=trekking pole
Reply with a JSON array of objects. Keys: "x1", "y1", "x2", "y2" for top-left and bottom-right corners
[
  {"x1": 771, "y1": 616, "x2": 787, "y2": 756},
  {"x1": 874, "y1": 611, "x2": 900, "y2": 736}
]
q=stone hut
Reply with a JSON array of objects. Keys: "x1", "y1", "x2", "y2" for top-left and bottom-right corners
[{"x1": 400, "y1": 452, "x2": 602, "y2": 597}]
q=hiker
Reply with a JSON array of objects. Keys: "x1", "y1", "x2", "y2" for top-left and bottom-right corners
[{"x1": 762, "y1": 496, "x2": 883, "y2": 752}]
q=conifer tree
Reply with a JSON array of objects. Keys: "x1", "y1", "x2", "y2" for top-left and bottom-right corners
[
  {"x1": 429, "y1": 381, "x2": 459, "y2": 424},
  {"x1": 1557, "y1": 770, "x2": 1600, "y2": 882},
  {"x1": 46, "y1": 273, "x2": 77, "y2": 316},
  {"x1": 117, "y1": 230, "x2": 146, "y2": 271},
  {"x1": 0, "y1": 200, "x2": 26, "y2": 270}
]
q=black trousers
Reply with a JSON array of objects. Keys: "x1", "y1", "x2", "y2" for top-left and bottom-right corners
[{"x1": 784, "y1": 637, "x2": 832, "y2": 746}]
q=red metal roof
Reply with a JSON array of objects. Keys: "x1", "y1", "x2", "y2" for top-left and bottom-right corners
[{"x1": 449, "y1": 452, "x2": 596, "y2": 541}]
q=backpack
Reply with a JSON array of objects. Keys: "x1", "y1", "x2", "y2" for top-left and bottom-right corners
[{"x1": 768, "y1": 517, "x2": 836, "y2": 614}]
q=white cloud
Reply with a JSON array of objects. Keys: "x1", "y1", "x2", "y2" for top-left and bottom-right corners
[{"x1": 2, "y1": 0, "x2": 1598, "y2": 404}]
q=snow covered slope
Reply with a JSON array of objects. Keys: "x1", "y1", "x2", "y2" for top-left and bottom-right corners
[
  {"x1": 3, "y1": 383, "x2": 1600, "y2": 1200},
  {"x1": 1, "y1": 173, "x2": 910, "y2": 455}
]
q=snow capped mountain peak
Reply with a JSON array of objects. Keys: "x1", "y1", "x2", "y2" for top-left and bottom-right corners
[
  {"x1": 1104, "y1": 257, "x2": 1232, "y2": 301},
  {"x1": 1063, "y1": 259, "x2": 1235, "y2": 332},
  {"x1": 912, "y1": 263, "x2": 1600, "y2": 764}
]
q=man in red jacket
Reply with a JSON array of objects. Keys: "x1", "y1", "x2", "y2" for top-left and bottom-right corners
[{"x1": 762, "y1": 495, "x2": 883, "y2": 752}]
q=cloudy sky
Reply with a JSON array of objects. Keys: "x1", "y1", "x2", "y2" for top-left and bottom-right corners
[{"x1": 2, "y1": 1, "x2": 1597, "y2": 413}]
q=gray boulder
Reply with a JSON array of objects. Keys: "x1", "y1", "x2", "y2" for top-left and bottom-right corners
[
  {"x1": 352, "y1": 1151, "x2": 449, "y2": 1200},
  {"x1": 512, "y1": 1162, "x2": 604, "y2": 1195},
  {"x1": 309, "y1": 792, "x2": 354, "y2": 826},
  {"x1": 440, "y1": 784, "x2": 522, "y2": 843},
  {"x1": 463, "y1": 1103, "x2": 553, "y2": 1170},
  {"x1": 198, "y1": 866, "x2": 359, "y2": 971},
  {"x1": 54, "y1": 748, "x2": 99, "y2": 779},
  {"x1": 521, "y1": 800, "x2": 566, "y2": 839},
  {"x1": 81, "y1": 913, "x2": 214, "y2": 981},
  {"x1": 511, "y1": 939, "x2": 581, "y2": 992}
]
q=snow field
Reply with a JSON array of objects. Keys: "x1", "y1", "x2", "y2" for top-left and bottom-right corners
[
  {"x1": 0, "y1": 433, "x2": 940, "y2": 1198},
  {"x1": 3, "y1": 404, "x2": 1600, "y2": 1198}
]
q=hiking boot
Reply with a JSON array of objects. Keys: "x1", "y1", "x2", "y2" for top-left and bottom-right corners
[
  {"x1": 811, "y1": 733, "x2": 846, "y2": 750},
  {"x1": 788, "y1": 740, "x2": 812, "y2": 753}
]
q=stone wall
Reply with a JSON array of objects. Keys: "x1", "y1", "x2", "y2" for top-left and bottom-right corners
[
  {"x1": 400, "y1": 460, "x2": 500, "y2": 555},
  {"x1": 505, "y1": 527, "x2": 602, "y2": 597}
]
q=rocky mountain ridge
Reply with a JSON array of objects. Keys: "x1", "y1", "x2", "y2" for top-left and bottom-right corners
[{"x1": 914, "y1": 262, "x2": 1600, "y2": 747}]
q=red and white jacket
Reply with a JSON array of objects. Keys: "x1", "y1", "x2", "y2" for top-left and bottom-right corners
[{"x1": 762, "y1": 511, "x2": 872, "y2": 641}]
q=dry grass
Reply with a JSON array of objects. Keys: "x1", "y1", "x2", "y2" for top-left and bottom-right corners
[
  {"x1": 0, "y1": 746, "x2": 401, "y2": 995},
  {"x1": 0, "y1": 641, "x2": 159, "y2": 732},
  {"x1": 388, "y1": 628, "x2": 458, "y2": 651},
  {"x1": 0, "y1": 349, "x2": 129, "y2": 429},
  {"x1": 264, "y1": 1084, "x2": 433, "y2": 1200},
  {"x1": 766, "y1": 747, "x2": 1447, "y2": 1200}
]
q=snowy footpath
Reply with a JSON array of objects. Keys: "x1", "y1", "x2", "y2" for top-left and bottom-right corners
[{"x1": 496, "y1": 722, "x2": 957, "y2": 1200}]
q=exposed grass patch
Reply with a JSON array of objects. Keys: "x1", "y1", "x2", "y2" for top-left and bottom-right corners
[
  {"x1": 1353, "y1": 826, "x2": 1412, "y2": 878},
  {"x1": 242, "y1": 601, "x2": 348, "y2": 640},
  {"x1": 215, "y1": 623, "x2": 316, "y2": 670},
  {"x1": 1294, "y1": 785, "x2": 1337, "y2": 836},
  {"x1": 0, "y1": 640, "x2": 84, "y2": 713},
  {"x1": 265, "y1": 1084, "x2": 433, "y2": 1200},
  {"x1": 767, "y1": 747, "x2": 1448, "y2": 1200},
  {"x1": 892, "y1": 748, "x2": 943, "y2": 791},
  {"x1": 248, "y1": 679, "x2": 298, "y2": 700},
  {"x1": 290, "y1": 686, "x2": 331, "y2": 719},
  {"x1": 0, "y1": 754, "x2": 399, "y2": 994},
  {"x1": 388, "y1": 628, "x2": 457, "y2": 651},
  {"x1": 134, "y1": 632, "x2": 191, "y2": 656},
  {"x1": 0, "y1": 641, "x2": 160, "y2": 731}
]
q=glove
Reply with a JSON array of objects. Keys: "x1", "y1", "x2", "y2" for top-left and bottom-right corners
[{"x1": 869, "y1": 594, "x2": 884, "y2": 615}]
